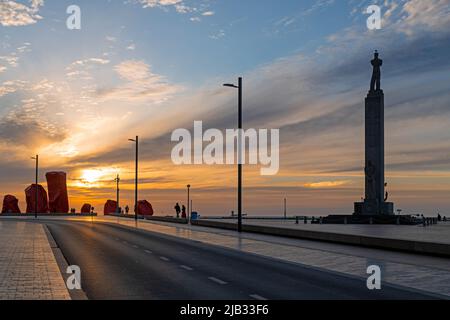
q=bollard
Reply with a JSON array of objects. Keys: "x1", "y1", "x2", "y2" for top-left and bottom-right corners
[
  {"x1": 296, "y1": 216, "x2": 299, "y2": 224},
  {"x1": 396, "y1": 217, "x2": 400, "y2": 225},
  {"x1": 304, "y1": 216, "x2": 307, "y2": 224}
]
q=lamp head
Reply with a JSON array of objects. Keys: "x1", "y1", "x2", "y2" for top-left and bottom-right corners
[{"x1": 223, "y1": 83, "x2": 238, "y2": 88}]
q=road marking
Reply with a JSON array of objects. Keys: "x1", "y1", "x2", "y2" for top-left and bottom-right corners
[
  {"x1": 208, "y1": 277, "x2": 227, "y2": 285},
  {"x1": 144, "y1": 250, "x2": 152, "y2": 254},
  {"x1": 132, "y1": 244, "x2": 139, "y2": 249},
  {"x1": 249, "y1": 294, "x2": 267, "y2": 300},
  {"x1": 160, "y1": 256, "x2": 170, "y2": 262},
  {"x1": 180, "y1": 265, "x2": 193, "y2": 271}
]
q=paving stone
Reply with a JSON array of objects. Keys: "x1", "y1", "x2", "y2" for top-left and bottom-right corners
[{"x1": 0, "y1": 221, "x2": 71, "y2": 300}]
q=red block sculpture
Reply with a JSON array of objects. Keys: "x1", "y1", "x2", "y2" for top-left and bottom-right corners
[
  {"x1": 81, "y1": 204, "x2": 92, "y2": 214},
  {"x1": 46, "y1": 172, "x2": 69, "y2": 213},
  {"x1": 1, "y1": 195, "x2": 21, "y2": 214},
  {"x1": 137, "y1": 200, "x2": 154, "y2": 216},
  {"x1": 25, "y1": 184, "x2": 49, "y2": 213},
  {"x1": 104, "y1": 200, "x2": 117, "y2": 214}
]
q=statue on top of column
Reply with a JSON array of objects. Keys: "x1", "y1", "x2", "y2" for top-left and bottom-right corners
[{"x1": 370, "y1": 50, "x2": 383, "y2": 92}]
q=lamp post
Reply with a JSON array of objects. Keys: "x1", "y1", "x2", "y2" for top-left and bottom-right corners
[
  {"x1": 187, "y1": 184, "x2": 191, "y2": 221},
  {"x1": 128, "y1": 136, "x2": 139, "y2": 222},
  {"x1": 114, "y1": 174, "x2": 120, "y2": 214},
  {"x1": 223, "y1": 77, "x2": 243, "y2": 233},
  {"x1": 31, "y1": 155, "x2": 39, "y2": 219}
]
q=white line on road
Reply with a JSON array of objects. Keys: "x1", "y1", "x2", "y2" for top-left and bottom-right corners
[
  {"x1": 249, "y1": 294, "x2": 267, "y2": 300},
  {"x1": 160, "y1": 256, "x2": 170, "y2": 262},
  {"x1": 208, "y1": 277, "x2": 227, "y2": 285},
  {"x1": 180, "y1": 265, "x2": 193, "y2": 271},
  {"x1": 132, "y1": 245, "x2": 139, "y2": 249},
  {"x1": 144, "y1": 250, "x2": 152, "y2": 254}
]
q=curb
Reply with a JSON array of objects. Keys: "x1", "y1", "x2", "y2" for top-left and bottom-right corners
[{"x1": 43, "y1": 224, "x2": 88, "y2": 300}]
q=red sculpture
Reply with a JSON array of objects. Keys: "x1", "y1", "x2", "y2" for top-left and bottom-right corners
[
  {"x1": 81, "y1": 204, "x2": 92, "y2": 214},
  {"x1": 25, "y1": 184, "x2": 49, "y2": 213},
  {"x1": 104, "y1": 200, "x2": 117, "y2": 214},
  {"x1": 46, "y1": 172, "x2": 69, "y2": 213},
  {"x1": 137, "y1": 200, "x2": 154, "y2": 216},
  {"x1": 1, "y1": 195, "x2": 21, "y2": 214}
]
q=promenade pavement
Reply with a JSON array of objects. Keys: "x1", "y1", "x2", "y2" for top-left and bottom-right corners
[{"x1": 0, "y1": 221, "x2": 70, "y2": 300}]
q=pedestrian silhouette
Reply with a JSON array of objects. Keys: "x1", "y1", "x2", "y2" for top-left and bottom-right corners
[
  {"x1": 174, "y1": 203, "x2": 181, "y2": 218},
  {"x1": 181, "y1": 205, "x2": 187, "y2": 219}
]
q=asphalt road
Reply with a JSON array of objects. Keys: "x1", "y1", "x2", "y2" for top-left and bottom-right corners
[{"x1": 45, "y1": 220, "x2": 437, "y2": 300}]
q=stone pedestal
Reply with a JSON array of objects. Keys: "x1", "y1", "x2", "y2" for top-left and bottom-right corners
[
  {"x1": 354, "y1": 201, "x2": 394, "y2": 215},
  {"x1": 354, "y1": 89, "x2": 394, "y2": 216}
]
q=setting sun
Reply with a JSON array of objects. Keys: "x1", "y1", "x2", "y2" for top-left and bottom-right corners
[
  {"x1": 81, "y1": 170, "x2": 104, "y2": 184},
  {"x1": 79, "y1": 168, "x2": 119, "y2": 186}
]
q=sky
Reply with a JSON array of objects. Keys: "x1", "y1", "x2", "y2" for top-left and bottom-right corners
[{"x1": 0, "y1": 0, "x2": 450, "y2": 216}]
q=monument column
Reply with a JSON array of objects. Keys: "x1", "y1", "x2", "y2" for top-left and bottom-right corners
[{"x1": 355, "y1": 51, "x2": 394, "y2": 216}]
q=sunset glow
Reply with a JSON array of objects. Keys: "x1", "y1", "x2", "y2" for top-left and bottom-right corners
[{"x1": 1, "y1": 0, "x2": 449, "y2": 216}]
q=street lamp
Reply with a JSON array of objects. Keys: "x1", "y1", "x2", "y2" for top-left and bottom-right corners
[
  {"x1": 223, "y1": 77, "x2": 243, "y2": 233},
  {"x1": 187, "y1": 184, "x2": 191, "y2": 221},
  {"x1": 31, "y1": 155, "x2": 39, "y2": 219},
  {"x1": 114, "y1": 174, "x2": 120, "y2": 214},
  {"x1": 128, "y1": 136, "x2": 139, "y2": 222}
]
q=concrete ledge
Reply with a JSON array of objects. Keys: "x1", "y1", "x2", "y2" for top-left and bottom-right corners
[
  {"x1": 191, "y1": 219, "x2": 450, "y2": 258},
  {"x1": 145, "y1": 216, "x2": 189, "y2": 224},
  {"x1": 105, "y1": 213, "x2": 188, "y2": 224},
  {"x1": 0, "y1": 213, "x2": 97, "y2": 217}
]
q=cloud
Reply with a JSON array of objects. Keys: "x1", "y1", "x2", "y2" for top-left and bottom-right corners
[
  {"x1": 202, "y1": 11, "x2": 214, "y2": 16},
  {"x1": 209, "y1": 29, "x2": 225, "y2": 40},
  {"x1": 0, "y1": 42, "x2": 31, "y2": 73},
  {"x1": 65, "y1": 58, "x2": 110, "y2": 78},
  {"x1": 0, "y1": 79, "x2": 27, "y2": 97},
  {"x1": 396, "y1": 0, "x2": 450, "y2": 35},
  {"x1": 304, "y1": 181, "x2": 350, "y2": 189},
  {"x1": 136, "y1": 0, "x2": 182, "y2": 9},
  {"x1": 96, "y1": 60, "x2": 181, "y2": 102},
  {"x1": 0, "y1": 0, "x2": 44, "y2": 27},
  {"x1": 139, "y1": 0, "x2": 182, "y2": 8}
]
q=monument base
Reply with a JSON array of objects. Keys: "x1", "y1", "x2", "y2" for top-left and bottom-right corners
[
  {"x1": 317, "y1": 215, "x2": 420, "y2": 225},
  {"x1": 354, "y1": 201, "x2": 394, "y2": 216}
]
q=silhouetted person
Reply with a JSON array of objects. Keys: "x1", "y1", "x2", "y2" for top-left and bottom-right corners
[
  {"x1": 444, "y1": 216, "x2": 447, "y2": 222},
  {"x1": 125, "y1": 205, "x2": 129, "y2": 215},
  {"x1": 370, "y1": 50, "x2": 383, "y2": 92},
  {"x1": 174, "y1": 203, "x2": 181, "y2": 218},
  {"x1": 438, "y1": 213, "x2": 442, "y2": 222},
  {"x1": 181, "y1": 205, "x2": 187, "y2": 219}
]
